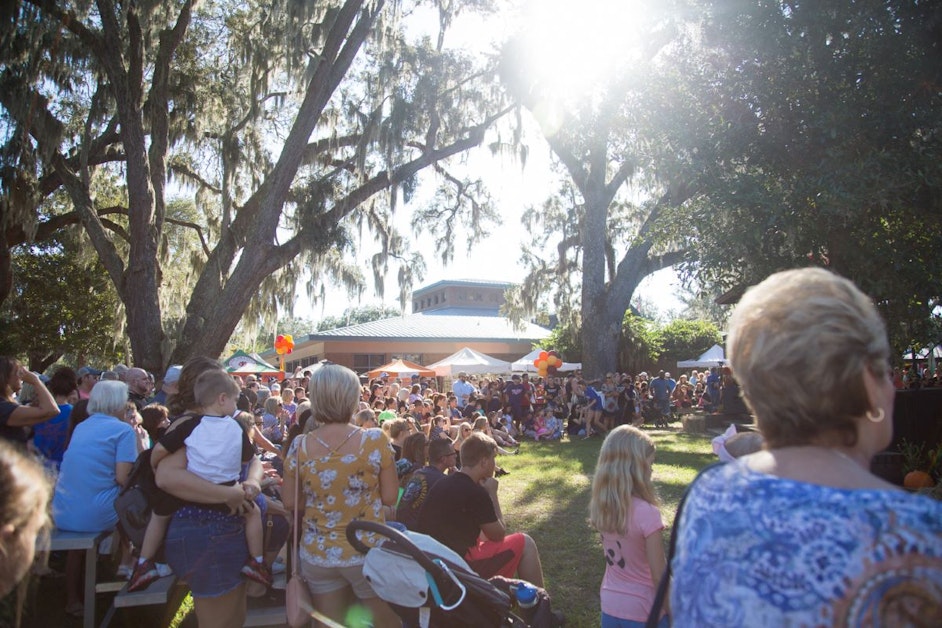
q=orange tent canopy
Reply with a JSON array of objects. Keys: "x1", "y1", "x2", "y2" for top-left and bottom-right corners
[{"x1": 366, "y1": 358, "x2": 435, "y2": 379}]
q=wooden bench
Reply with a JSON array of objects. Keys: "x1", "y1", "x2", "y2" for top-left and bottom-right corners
[
  {"x1": 99, "y1": 574, "x2": 183, "y2": 627},
  {"x1": 100, "y1": 571, "x2": 286, "y2": 627},
  {"x1": 45, "y1": 529, "x2": 113, "y2": 628}
]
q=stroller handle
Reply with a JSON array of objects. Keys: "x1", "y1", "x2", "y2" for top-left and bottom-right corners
[
  {"x1": 346, "y1": 519, "x2": 450, "y2": 579},
  {"x1": 346, "y1": 520, "x2": 454, "y2": 587}
]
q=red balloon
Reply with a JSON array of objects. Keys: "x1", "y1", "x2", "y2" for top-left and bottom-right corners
[{"x1": 539, "y1": 351, "x2": 549, "y2": 361}]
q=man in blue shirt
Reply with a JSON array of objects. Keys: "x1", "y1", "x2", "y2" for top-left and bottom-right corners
[{"x1": 649, "y1": 371, "x2": 672, "y2": 427}]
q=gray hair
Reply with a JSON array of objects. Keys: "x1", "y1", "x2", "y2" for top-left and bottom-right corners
[
  {"x1": 88, "y1": 381, "x2": 129, "y2": 418},
  {"x1": 308, "y1": 363, "x2": 360, "y2": 424},
  {"x1": 728, "y1": 268, "x2": 890, "y2": 448}
]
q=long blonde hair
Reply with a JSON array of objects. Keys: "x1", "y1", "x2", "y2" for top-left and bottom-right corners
[{"x1": 589, "y1": 425, "x2": 658, "y2": 534}]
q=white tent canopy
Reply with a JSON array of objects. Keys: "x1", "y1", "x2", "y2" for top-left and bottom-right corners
[
  {"x1": 426, "y1": 347, "x2": 512, "y2": 377},
  {"x1": 511, "y1": 349, "x2": 582, "y2": 373},
  {"x1": 677, "y1": 344, "x2": 727, "y2": 369},
  {"x1": 902, "y1": 345, "x2": 942, "y2": 360}
]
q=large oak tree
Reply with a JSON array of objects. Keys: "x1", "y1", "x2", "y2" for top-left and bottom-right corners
[
  {"x1": 502, "y1": 0, "x2": 941, "y2": 375},
  {"x1": 1, "y1": 0, "x2": 510, "y2": 372}
]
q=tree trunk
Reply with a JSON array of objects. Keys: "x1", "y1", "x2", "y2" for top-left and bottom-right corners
[
  {"x1": 0, "y1": 234, "x2": 11, "y2": 307},
  {"x1": 580, "y1": 174, "x2": 617, "y2": 379}
]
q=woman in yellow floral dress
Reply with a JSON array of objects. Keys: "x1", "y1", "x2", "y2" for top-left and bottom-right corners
[{"x1": 283, "y1": 363, "x2": 400, "y2": 627}]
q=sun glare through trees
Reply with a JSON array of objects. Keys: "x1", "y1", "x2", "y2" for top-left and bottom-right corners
[{"x1": 510, "y1": 0, "x2": 649, "y2": 133}]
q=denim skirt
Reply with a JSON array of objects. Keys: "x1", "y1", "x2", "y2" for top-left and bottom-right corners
[{"x1": 165, "y1": 507, "x2": 248, "y2": 598}]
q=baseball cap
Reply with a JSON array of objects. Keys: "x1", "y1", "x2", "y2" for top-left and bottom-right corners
[
  {"x1": 163, "y1": 365, "x2": 182, "y2": 384},
  {"x1": 76, "y1": 366, "x2": 103, "y2": 379},
  {"x1": 377, "y1": 410, "x2": 398, "y2": 424}
]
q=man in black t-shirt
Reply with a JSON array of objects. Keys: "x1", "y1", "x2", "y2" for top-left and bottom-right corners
[{"x1": 417, "y1": 432, "x2": 545, "y2": 586}]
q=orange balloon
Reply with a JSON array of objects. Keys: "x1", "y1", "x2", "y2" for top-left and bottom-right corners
[
  {"x1": 539, "y1": 351, "x2": 549, "y2": 361},
  {"x1": 537, "y1": 359, "x2": 548, "y2": 370}
]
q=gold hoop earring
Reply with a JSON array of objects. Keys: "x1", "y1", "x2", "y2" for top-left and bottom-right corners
[{"x1": 866, "y1": 408, "x2": 885, "y2": 423}]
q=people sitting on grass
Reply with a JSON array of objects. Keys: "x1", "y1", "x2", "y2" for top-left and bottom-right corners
[
  {"x1": 417, "y1": 432, "x2": 545, "y2": 587},
  {"x1": 384, "y1": 417, "x2": 413, "y2": 460},
  {"x1": 472, "y1": 416, "x2": 517, "y2": 454},
  {"x1": 427, "y1": 414, "x2": 451, "y2": 441},
  {"x1": 486, "y1": 411, "x2": 519, "y2": 447},
  {"x1": 542, "y1": 409, "x2": 563, "y2": 441},
  {"x1": 396, "y1": 438, "x2": 457, "y2": 530},
  {"x1": 396, "y1": 431, "x2": 428, "y2": 486}
]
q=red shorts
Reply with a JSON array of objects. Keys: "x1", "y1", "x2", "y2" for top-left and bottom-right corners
[{"x1": 465, "y1": 533, "x2": 526, "y2": 579}]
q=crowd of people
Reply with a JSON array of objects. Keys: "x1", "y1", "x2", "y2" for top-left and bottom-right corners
[
  {"x1": 1, "y1": 269, "x2": 940, "y2": 626},
  {"x1": 0, "y1": 354, "x2": 560, "y2": 626}
]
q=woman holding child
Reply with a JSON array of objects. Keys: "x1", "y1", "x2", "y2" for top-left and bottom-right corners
[
  {"x1": 670, "y1": 268, "x2": 942, "y2": 625},
  {"x1": 282, "y1": 362, "x2": 400, "y2": 627},
  {"x1": 154, "y1": 358, "x2": 266, "y2": 628}
]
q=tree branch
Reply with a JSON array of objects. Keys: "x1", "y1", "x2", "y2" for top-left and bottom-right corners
[
  {"x1": 266, "y1": 109, "x2": 511, "y2": 276},
  {"x1": 546, "y1": 134, "x2": 588, "y2": 193},
  {"x1": 302, "y1": 133, "x2": 362, "y2": 165},
  {"x1": 165, "y1": 217, "x2": 212, "y2": 257},
  {"x1": 27, "y1": 0, "x2": 105, "y2": 55},
  {"x1": 169, "y1": 162, "x2": 222, "y2": 195},
  {"x1": 49, "y1": 154, "x2": 126, "y2": 293},
  {"x1": 603, "y1": 159, "x2": 637, "y2": 205}
]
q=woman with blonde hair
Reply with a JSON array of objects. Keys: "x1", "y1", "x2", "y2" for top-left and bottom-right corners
[
  {"x1": 671, "y1": 268, "x2": 942, "y2": 625},
  {"x1": 282, "y1": 363, "x2": 399, "y2": 627},
  {"x1": 589, "y1": 426, "x2": 667, "y2": 627}
]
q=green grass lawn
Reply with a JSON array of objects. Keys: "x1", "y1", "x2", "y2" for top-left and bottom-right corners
[{"x1": 496, "y1": 428, "x2": 715, "y2": 627}]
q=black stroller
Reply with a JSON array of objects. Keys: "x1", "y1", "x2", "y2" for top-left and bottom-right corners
[{"x1": 346, "y1": 521, "x2": 563, "y2": 628}]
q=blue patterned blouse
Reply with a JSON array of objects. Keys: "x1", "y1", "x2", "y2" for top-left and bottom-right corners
[{"x1": 671, "y1": 461, "x2": 942, "y2": 627}]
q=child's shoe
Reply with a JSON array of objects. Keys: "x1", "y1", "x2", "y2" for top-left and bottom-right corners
[
  {"x1": 128, "y1": 559, "x2": 160, "y2": 592},
  {"x1": 241, "y1": 557, "x2": 273, "y2": 587}
]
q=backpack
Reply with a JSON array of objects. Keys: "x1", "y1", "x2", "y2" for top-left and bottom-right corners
[{"x1": 114, "y1": 448, "x2": 157, "y2": 549}]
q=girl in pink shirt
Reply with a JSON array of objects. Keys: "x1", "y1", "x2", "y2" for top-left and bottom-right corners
[{"x1": 589, "y1": 426, "x2": 668, "y2": 627}]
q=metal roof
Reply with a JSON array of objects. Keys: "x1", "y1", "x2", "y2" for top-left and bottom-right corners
[
  {"x1": 411, "y1": 279, "x2": 514, "y2": 296},
  {"x1": 302, "y1": 312, "x2": 551, "y2": 343}
]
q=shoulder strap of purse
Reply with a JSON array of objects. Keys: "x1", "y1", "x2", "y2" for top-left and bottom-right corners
[
  {"x1": 292, "y1": 441, "x2": 302, "y2": 577},
  {"x1": 645, "y1": 461, "x2": 725, "y2": 628}
]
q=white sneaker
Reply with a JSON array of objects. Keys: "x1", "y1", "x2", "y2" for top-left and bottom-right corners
[
  {"x1": 155, "y1": 563, "x2": 173, "y2": 578},
  {"x1": 116, "y1": 564, "x2": 133, "y2": 579},
  {"x1": 270, "y1": 557, "x2": 286, "y2": 575}
]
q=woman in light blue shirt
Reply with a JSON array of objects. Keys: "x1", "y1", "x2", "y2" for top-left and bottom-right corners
[{"x1": 53, "y1": 380, "x2": 137, "y2": 617}]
